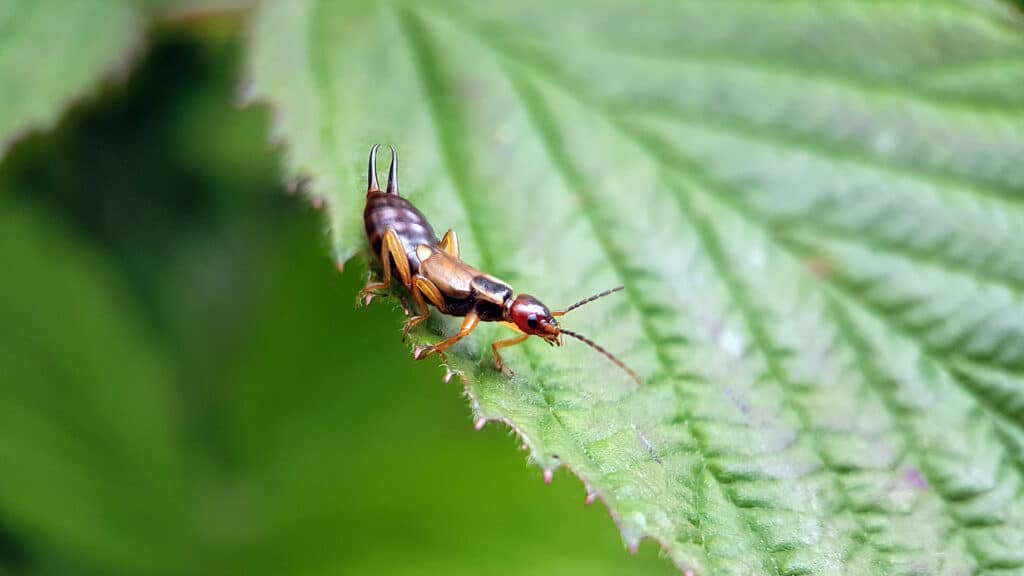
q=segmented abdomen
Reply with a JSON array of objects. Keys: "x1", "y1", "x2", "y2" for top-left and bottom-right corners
[{"x1": 363, "y1": 191, "x2": 437, "y2": 276}]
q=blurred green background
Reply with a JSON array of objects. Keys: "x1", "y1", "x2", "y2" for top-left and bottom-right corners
[{"x1": 0, "y1": 19, "x2": 675, "y2": 576}]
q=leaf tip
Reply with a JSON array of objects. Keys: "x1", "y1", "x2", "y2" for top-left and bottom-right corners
[{"x1": 444, "y1": 367, "x2": 459, "y2": 384}]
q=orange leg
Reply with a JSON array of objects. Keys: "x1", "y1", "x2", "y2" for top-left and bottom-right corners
[
  {"x1": 439, "y1": 228, "x2": 460, "y2": 259},
  {"x1": 491, "y1": 334, "x2": 528, "y2": 372},
  {"x1": 358, "y1": 228, "x2": 412, "y2": 306},
  {"x1": 415, "y1": 311, "x2": 479, "y2": 362},
  {"x1": 402, "y1": 275, "x2": 447, "y2": 340}
]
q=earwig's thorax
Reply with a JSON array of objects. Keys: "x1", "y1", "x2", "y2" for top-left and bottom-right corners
[{"x1": 470, "y1": 275, "x2": 512, "y2": 306}]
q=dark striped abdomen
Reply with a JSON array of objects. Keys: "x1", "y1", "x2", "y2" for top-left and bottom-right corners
[{"x1": 364, "y1": 192, "x2": 438, "y2": 276}]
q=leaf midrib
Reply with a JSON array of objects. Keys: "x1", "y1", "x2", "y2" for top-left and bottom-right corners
[
  {"x1": 651, "y1": 123, "x2": 995, "y2": 571},
  {"x1": 667, "y1": 140, "x2": 1020, "y2": 567},
  {"x1": 671, "y1": 181, "x2": 899, "y2": 568},
  {"x1": 649, "y1": 116, "x2": 1024, "y2": 483},
  {"x1": 503, "y1": 60, "x2": 768, "y2": 574}
]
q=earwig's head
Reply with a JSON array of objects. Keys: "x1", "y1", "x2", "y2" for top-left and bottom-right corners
[
  {"x1": 506, "y1": 285, "x2": 643, "y2": 386},
  {"x1": 506, "y1": 294, "x2": 562, "y2": 346}
]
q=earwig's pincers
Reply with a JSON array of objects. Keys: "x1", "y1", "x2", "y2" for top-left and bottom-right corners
[{"x1": 360, "y1": 145, "x2": 641, "y2": 385}]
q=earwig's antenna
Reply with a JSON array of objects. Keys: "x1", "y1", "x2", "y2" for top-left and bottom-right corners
[
  {"x1": 554, "y1": 285, "x2": 625, "y2": 317},
  {"x1": 386, "y1": 145, "x2": 399, "y2": 195},
  {"x1": 560, "y1": 328, "x2": 641, "y2": 385},
  {"x1": 368, "y1": 143, "x2": 381, "y2": 193}
]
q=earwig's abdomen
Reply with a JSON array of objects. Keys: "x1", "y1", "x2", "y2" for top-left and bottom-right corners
[{"x1": 364, "y1": 191, "x2": 437, "y2": 277}]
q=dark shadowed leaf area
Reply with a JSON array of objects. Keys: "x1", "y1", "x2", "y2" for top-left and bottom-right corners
[{"x1": 0, "y1": 1, "x2": 141, "y2": 154}]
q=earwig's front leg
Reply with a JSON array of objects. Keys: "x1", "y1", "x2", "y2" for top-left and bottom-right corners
[
  {"x1": 414, "y1": 311, "x2": 480, "y2": 362},
  {"x1": 357, "y1": 228, "x2": 412, "y2": 306},
  {"x1": 491, "y1": 334, "x2": 528, "y2": 374},
  {"x1": 402, "y1": 275, "x2": 447, "y2": 341}
]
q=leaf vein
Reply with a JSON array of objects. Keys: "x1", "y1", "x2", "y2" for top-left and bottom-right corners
[
  {"x1": 668, "y1": 175, "x2": 895, "y2": 570},
  {"x1": 623, "y1": 105, "x2": 1024, "y2": 211}
]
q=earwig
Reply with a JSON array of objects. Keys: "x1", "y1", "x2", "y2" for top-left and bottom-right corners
[{"x1": 359, "y1": 145, "x2": 641, "y2": 385}]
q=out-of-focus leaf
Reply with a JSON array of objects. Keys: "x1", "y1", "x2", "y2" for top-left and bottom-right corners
[
  {"x1": 248, "y1": 1, "x2": 1024, "y2": 573},
  {"x1": 0, "y1": 201, "x2": 191, "y2": 574},
  {"x1": 0, "y1": 1, "x2": 142, "y2": 154}
]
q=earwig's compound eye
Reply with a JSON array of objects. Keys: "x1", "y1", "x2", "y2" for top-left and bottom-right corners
[{"x1": 527, "y1": 314, "x2": 538, "y2": 330}]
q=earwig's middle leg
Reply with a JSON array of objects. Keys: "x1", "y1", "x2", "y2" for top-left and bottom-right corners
[
  {"x1": 402, "y1": 275, "x2": 447, "y2": 341},
  {"x1": 357, "y1": 228, "x2": 411, "y2": 306},
  {"x1": 415, "y1": 311, "x2": 480, "y2": 362}
]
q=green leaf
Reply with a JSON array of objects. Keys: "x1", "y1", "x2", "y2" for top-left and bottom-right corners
[
  {"x1": 0, "y1": 200, "x2": 192, "y2": 574},
  {"x1": 247, "y1": 1, "x2": 1024, "y2": 573},
  {"x1": 0, "y1": 0, "x2": 142, "y2": 154}
]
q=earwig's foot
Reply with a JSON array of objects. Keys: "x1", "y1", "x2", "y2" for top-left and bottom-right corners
[
  {"x1": 443, "y1": 367, "x2": 459, "y2": 384},
  {"x1": 494, "y1": 360, "x2": 515, "y2": 378},
  {"x1": 357, "y1": 280, "x2": 389, "y2": 308},
  {"x1": 402, "y1": 314, "x2": 429, "y2": 342},
  {"x1": 413, "y1": 345, "x2": 446, "y2": 363},
  {"x1": 356, "y1": 288, "x2": 378, "y2": 307}
]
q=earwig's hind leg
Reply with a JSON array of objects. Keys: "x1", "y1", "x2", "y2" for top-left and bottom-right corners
[
  {"x1": 415, "y1": 311, "x2": 480, "y2": 363},
  {"x1": 402, "y1": 275, "x2": 447, "y2": 341},
  {"x1": 491, "y1": 334, "x2": 529, "y2": 375},
  {"x1": 439, "y1": 228, "x2": 460, "y2": 259},
  {"x1": 357, "y1": 228, "x2": 412, "y2": 306},
  {"x1": 414, "y1": 275, "x2": 448, "y2": 312}
]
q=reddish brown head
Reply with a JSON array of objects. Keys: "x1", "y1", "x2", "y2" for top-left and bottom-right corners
[
  {"x1": 505, "y1": 294, "x2": 561, "y2": 345},
  {"x1": 504, "y1": 286, "x2": 642, "y2": 385}
]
